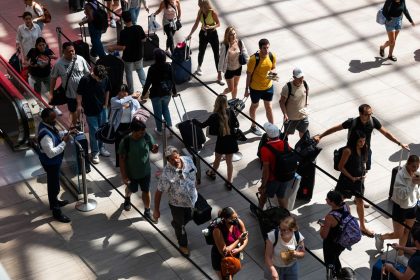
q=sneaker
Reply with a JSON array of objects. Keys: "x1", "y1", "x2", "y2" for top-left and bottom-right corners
[
  {"x1": 195, "y1": 67, "x2": 202, "y2": 76},
  {"x1": 123, "y1": 198, "x2": 131, "y2": 211},
  {"x1": 179, "y1": 246, "x2": 190, "y2": 256},
  {"x1": 91, "y1": 154, "x2": 100, "y2": 164},
  {"x1": 396, "y1": 255, "x2": 409, "y2": 266},
  {"x1": 374, "y1": 234, "x2": 384, "y2": 252},
  {"x1": 110, "y1": 19, "x2": 116, "y2": 28},
  {"x1": 154, "y1": 128, "x2": 162, "y2": 136},
  {"x1": 53, "y1": 106, "x2": 63, "y2": 116},
  {"x1": 144, "y1": 210, "x2": 158, "y2": 224},
  {"x1": 216, "y1": 79, "x2": 225, "y2": 86},
  {"x1": 100, "y1": 147, "x2": 111, "y2": 157},
  {"x1": 250, "y1": 126, "x2": 263, "y2": 136}
]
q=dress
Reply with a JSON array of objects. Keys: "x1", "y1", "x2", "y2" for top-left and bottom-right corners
[{"x1": 335, "y1": 147, "x2": 366, "y2": 199}]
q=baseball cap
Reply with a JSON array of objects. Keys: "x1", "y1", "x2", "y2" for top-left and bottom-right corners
[
  {"x1": 263, "y1": 122, "x2": 279, "y2": 139},
  {"x1": 164, "y1": 146, "x2": 179, "y2": 157},
  {"x1": 293, "y1": 68, "x2": 304, "y2": 79}
]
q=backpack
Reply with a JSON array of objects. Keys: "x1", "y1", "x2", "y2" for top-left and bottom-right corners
[
  {"x1": 251, "y1": 51, "x2": 274, "y2": 79},
  {"x1": 159, "y1": 71, "x2": 173, "y2": 95},
  {"x1": 273, "y1": 228, "x2": 301, "y2": 248},
  {"x1": 202, "y1": 217, "x2": 224, "y2": 245},
  {"x1": 286, "y1": 80, "x2": 309, "y2": 106},
  {"x1": 263, "y1": 142, "x2": 299, "y2": 182},
  {"x1": 33, "y1": 2, "x2": 51, "y2": 23},
  {"x1": 330, "y1": 210, "x2": 362, "y2": 250},
  {"x1": 88, "y1": 2, "x2": 108, "y2": 33},
  {"x1": 333, "y1": 147, "x2": 345, "y2": 171}
]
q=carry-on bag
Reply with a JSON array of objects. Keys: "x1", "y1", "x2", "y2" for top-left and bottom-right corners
[
  {"x1": 284, "y1": 174, "x2": 301, "y2": 211},
  {"x1": 144, "y1": 15, "x2": 160, "y2": 61},
  {"x1": 96, "y1": 54, "x2": 124, "y2": 99},
  {"x1": 193, "y1": 193, "x2": 212, "y2": 225},
  {"x1": 172, "y1": 40, "x2": 192, "y2": 84},
  {"x1": 371, "y1": 244, "x2": 406, "y2": 280},
  {"x1": 74, "y1": 116, "x2": 91, "y2": 175},
  {"x1": 296, "y1": 160, "x2": 316, "y2": 201},
  {"x1": 228, "y1": 97, "x2": 247, "y2": 116},
  {"x1": 389, "y1": 150, "x2": 404, "y2": 199}
]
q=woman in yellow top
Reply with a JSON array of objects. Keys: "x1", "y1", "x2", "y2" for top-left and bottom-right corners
[{"x1": 186, "y1": 0, "x2": 224, "y2": 85}]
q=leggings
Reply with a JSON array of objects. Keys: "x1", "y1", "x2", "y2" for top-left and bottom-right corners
[
  {"x1": 323, "y1": 239, "x2": 345, "y2": 276},
  {"x1": 198, "y1": 29, "x2": 219, "y2": 70},
  {"x1": 163, "y1": 24, "x2": 176, "y2": 53}
]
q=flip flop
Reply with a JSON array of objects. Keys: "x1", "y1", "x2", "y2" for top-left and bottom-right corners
[
  {"x1": 361, "y1": 229, "x2": 374, "y2": 238},
  {"x1": 379, "y1": 47, "x2": 385, "y2": 57},
  {"x1": 206, "y1": 170, "x2": 216, "y2": 180}
]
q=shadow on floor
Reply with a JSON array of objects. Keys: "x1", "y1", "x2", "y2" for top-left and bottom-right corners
[{"x1": 348, "y1": 57, "x2": 391, "y2": 73}]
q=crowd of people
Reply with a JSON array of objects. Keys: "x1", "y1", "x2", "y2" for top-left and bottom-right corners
[{"x1": 12, "y1": 0, "x2": 418, "y2": 279}]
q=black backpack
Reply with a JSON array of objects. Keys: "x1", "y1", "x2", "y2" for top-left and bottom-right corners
[
  {"x1": 88, "y1": 2, "x2": 108, "y2": 33},
  {"x1": 263, "y1": 142, "x2": 299, "y2": 182},
  {"x1": 333, "y1": 147, "x2": 345, "y2": 171},
  {"x1": 203, "y1": 217, "x2": 224, "y2": 245}
]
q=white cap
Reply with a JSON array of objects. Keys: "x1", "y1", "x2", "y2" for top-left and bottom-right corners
[
  {"x1": 263, "y1": 122, "x2": 279, "y2": 138},
  {"x1": 164, "y1": 145, "x2": 179, "y2": 157},
  {"x1": 293, "y1": 68, "x2": 304, "y2": 78}
]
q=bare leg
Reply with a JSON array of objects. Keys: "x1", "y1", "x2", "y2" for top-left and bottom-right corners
[
  {"x1": 212, "y1": 152, "x2": 222, "y2": 172},
  {"x1": 125, "y1": 186, "x2": 132, "y2": 198},
  {"x1": 142, "y1": 191, "x2": 151, "y2": 209},
  {"x1": 388, "y1": 31, "x2": 399, "y2": 57},
  {"x1": 224, "y1": 78, "x2": 234, "y2": 95},
  {"x1": 263, "y1": 100, "x2": 274, "y2": 124},
  {"x1": 355, "y1": 197, "x2": 373, "y2": 235},
  {"x1": 231, "y1": 76, "x2": 241, "y2": 99},
  {"x1": 249, "y1": 102, "x2": 259, "y2": 127},
  {"x1": 225, "y1": 153, "x2": 233, "y2": 183},
  {"x1": 399, "y1": 219, "x2": 415, "y2": 256}
]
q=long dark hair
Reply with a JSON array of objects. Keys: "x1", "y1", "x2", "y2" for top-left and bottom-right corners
[{"x1": 347, "y1": 130, "x2": 368, "y2": 162}]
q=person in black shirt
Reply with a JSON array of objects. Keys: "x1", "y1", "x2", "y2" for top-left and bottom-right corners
[
  {"x1": 77, "y1": 65, "x2": 111, "y2": 164},
  {"x1": 108, "y1": 11, "x2": 147, "y2": 94},
  {"x1": 314, "y1": 104, "x2": 409, "y2": 171},
  {"x1": 379, "y1": 0, "x2": 415, "y2": 61},
  {"x1": 26, "y1": 37, "x2": 56, "y2": 95}
]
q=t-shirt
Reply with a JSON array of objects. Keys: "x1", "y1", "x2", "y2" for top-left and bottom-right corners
[
  {"x1": 119, "y1": 25, "x2": 146, "y2": 62},
  {"x1": 341, "y1": 116, "x2": 382, "y2": 146},
  {"x1": 51, "y1": 55, "x2": 90, "y2": 99},
  {"x1": 27, "y1": 48, "x2": 54, "y2": 78},
  {"x1": 267, "y1": 229, "x2": 304, "y2": 268},
  {"x1": 260, "y1": 139, "x2": 289, "y2": 182},
  {"x1": 77, "y1": 75, "x2": 111, "y2": 116},
  {"x1": 280, "y1": 82, "x2": 307, "y2": 120},
  {"x1": 247, "y1": 52, "x2": 276, "y2": 91},
  {"x1": 408, "y1": 250, "x2": 420, "y2": 279},
  {"x1": 118, "y1": 133, "x2": 155, "y2": 179}
]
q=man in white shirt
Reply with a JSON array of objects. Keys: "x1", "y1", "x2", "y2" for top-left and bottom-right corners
[{"x1": 16, "y1": 12, "x2": 42, "y2": 62}]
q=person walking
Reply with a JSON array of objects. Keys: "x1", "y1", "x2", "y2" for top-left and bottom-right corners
[
  {"x1": 76, "y1": 65, "x2": 111, "y2": 164},
  {"x1": 212, "y1": 207, "x2": 248, "y2": 280},
  {"x1": 26, "y1": 37, "x2": 56, "y2": 95},
  {"x1": 125, "y1": 0, "x2": 149, "y2": 25},
  {"x1": 16, "y1": 11, "x2": 42, "y2": 62},
  {"x1": 153, "y1": 0, "x2": 181, "y2": 54},
  {"x1": 153, "y1": 146, "x2": 198, "y2": 256},
  {"x1": 375, "y1": 155, "x2": 420, "y2": 265},
  {"x1": 37, "y1": 108, "x2": 73, "y2": 223},
  {"x1": 186, "y1": 0, "x2": 223, "y2": 85},
  {"x1": 141, "y1": 49, "x2": 176, "y2": 135},
  {"x1": 314, "y1": 104, "x2": 409, "y2": 170},
  {"x1": 218, "y1": 26, "x2": 249, "y2": 99},
  {"x1": 110, "y1": 84, "x2": 141, "y2": 167},
  {"x1": 193, "y1": 95, "x2": 239, "y2": 189},
  {"x1": 50, "y1": 42, "x2": 90, "y2": 125},
  {"x1": 108, "y1": 11, "x2": 147, "y2": 94},
  {"x1": 279, "y1": 68, "x2": 309, "y2": 138},
  {"x1": 264, "y1": 215, "x2": 305, "y2": 280},
  {"x1": 379, "y1": 0, "x2": 415, "y2": 62},
  {"x1": 79, "y1": 0, "x2": 107, "y2": 58},
  {"x1": 104, "y1": 0, "x2": 120, "y2": 28},
  {"x1": 244, "y1": 38, "x2": 277, "y2": 136},
  {"x1": 23, "y1": 0, "x2": 45, "y2": 30},
  {"x1": 119, "y1": 119, "x2": 158, "y2": 222},
  {"x1": 335, "y1": 130, "x2": 373, "y2": 237}
]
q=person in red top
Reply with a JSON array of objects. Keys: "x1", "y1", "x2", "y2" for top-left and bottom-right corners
[{"x1": 258, "y1": 122, "x2": 292, "y2": 209}]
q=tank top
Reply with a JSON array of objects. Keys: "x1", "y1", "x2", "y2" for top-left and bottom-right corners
[
  {"x1": 342, "y1": 148, "x2": 365, "y2": 178},
  {"x1": 227, "y1": 43, "x2": 240, "y2": 70},
  {"x1": 220, "y1": 223, "x2": 241, "y2": 246},
  {"x1": 200, "y1": 10, "x2": 216, "y2": 26},
  {"x1": 162, "y1": 1, "x2": 177, "y2": 25}
]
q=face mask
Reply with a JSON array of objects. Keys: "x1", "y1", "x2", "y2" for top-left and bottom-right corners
[{"x1": 229, "y1": 219, "x2": 238, "y2": 226}]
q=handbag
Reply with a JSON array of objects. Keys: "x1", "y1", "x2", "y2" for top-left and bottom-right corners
[
  {"x1": 94, "y1": 109, "x2": 119, "y2": 144},
  {"x1": 50, "y1": 58, "x2": 76, "y2": 106},
  {"x1": 221, "y1": 252, "x2": 241, "y2": 277},
  {"x1": 175, "y1": 19, "x2": 182, "y2": 31},
  {"x1": 169, "y1": 3, "x2": 182, "y2": 30},
  {"x1": 376, "y1": 9, "x2": 386, "y2": 25},
  {"x1": 238, "y1": 40, "x2": 247, "y2": 65},
  {"x1": 234, "y1": 128, "x2": 247, "y2": 142}
]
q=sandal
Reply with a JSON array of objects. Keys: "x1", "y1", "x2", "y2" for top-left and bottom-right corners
[
  {"x1": 225, "y1": 182, "x2": 232, "y2": 191},
  {"x1": 206, "y1": 170, "x2": 216, "y2": 180},
  {"x1": 379, "y1": 46, "x2": 385, "y2": 57},
  {"x1": 361, "y1": 228, "x2": 374, "y2": 238},
  {"x1": 388, "y1": 56, "x2": 397, "y2": 62}
]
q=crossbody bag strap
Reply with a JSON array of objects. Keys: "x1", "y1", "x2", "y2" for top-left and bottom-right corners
[
  {"x1": 168, "y1": 2, "x2": 178, "y2": 18},
  {"x1": 64, "y1": 58, "x2": 76, "y2": 94}
]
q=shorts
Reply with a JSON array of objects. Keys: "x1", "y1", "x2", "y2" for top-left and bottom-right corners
[
  {"x1": 250, "y1": 85, "x2": 274, "y2": 103},
  {"x1": 335, "y1": 176, "x2": 365, "y2": 199},
  {"x1": 265, "y1": 178, "x2": 294, "y2": 199},
  {"x1": 224, "y1": 67, "x2": 242, "y2": 80},
  {"x1": 127, "y1": 174, "x2": 151, "y2": 193},
  {"x1": 67, "y1": 97, "x2": 77, "y2": 113},
  {"x1": 392, "y1": 202, "x2": 416, "y2": 224},
  {"x1": 284, "y1": 117, "x2": 309, "y2": 135},
  {"x1": 385, "y1": 16, "x2": 402, "y2": 32}
]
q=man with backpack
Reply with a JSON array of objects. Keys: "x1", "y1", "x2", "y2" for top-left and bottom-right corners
[
  {"x1": 279, "y1": 67, "x2": 309, "y2": 138},
  {"x1": 314, "y1": 104, "x2": 409, "y2": 170},
  {"x1": 118, "y1": 119, "x2": 159, "y2": 223},
  {"x1": 79, "y1": 0, "x2": 107, "y2": 58},
  {"x1": 244, "y1": 38, "x2": 277, "y2": 136}
]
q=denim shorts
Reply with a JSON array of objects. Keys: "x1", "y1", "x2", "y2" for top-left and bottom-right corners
[
  {"x1": 385, "y1": 16, "x2": 402, "y2": 32},
  {"x1": 264, "y1": 261, "x2": 298, "y2": 280}
]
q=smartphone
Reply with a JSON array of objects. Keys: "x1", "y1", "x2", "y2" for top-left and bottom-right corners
[
  {"x1": 240, "y1": 231, "x2": 248, "y2": 239},
  {"x1": 317, "y1": 219, "x2": 325, "y2": 226}
]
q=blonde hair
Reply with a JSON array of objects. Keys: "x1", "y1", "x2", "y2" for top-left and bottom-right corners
[
  {"x1": 198, "y1": 0, "x2": 213, "y2": 12},
  {"x1": 280, "y1": 216, "x2": 298, "y2": 231},
  {"x1": 223, "y1": 26, "x2": 236, "y2": 46},
  {"x1": 213, "y1": 95, "x2": 230, "y2": 136}
]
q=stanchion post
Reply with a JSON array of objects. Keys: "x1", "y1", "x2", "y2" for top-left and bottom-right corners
[
  {"x1": 75, "y1": 141, "x2": 97, "y2": 212},
  {"x1": 56, "y1": 27, "x2": 63, "y2": 57}
]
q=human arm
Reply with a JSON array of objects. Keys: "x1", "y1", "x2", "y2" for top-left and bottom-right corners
[
  {"x1": 390, "y1": 243, "x2": 417, "y2": 255},
  {"x1": 80, "y1": 4, "x2": 95, "y2": 25},
  {"x1": 176, "y1": 0, "x2": 181, "y2": 19},
  {"x1": 32, "y1": 3, "x2": 44, "y2": 22},
  {"x1": 383, "y1": 263, "x2": 415, "y2": 280},
  {"x1": 141, "y1": 67, "x2": 153, "y2": 99},
  {"x1": 141, "y1": 0, "x2": 149, "y2": 13},
  {"x1": 231, "y1": 219, "x2": 248, "y2": 254},
  {"x1": 338, "y1": 148, "x2": 362, "y2": 182},
  {"x1": 153, "y1": 190, "x2": 163, "y2": 220},
  {"x1": 153, "y1": 1, "x2": 164, "y2": 15},
  {"x1": 291, "y1": 235, "x2": 305, "y2": 259},
  {"x1": 402, "y1": 1, "x2": 414, "y2": 26},
  {"x1": 264, "y1": 239, "x2": 279, "y2": 280},
  {"x1": 186, "y1": 11, "x2": 201, "y2": 39},
  {"x1": 319, "y1": 214, "x2": 336, "y2": 239},
  {"x1": 260, "y1": 161, "x2": 270, "y2": 192},
  {"x1": 119, "y1": 154, "x2": 129, "y2": 185},
  {"x1": 378, "y1": 127, "x2": 410, "y2": 151},
  {"x1": 39, "y1": 134, "x2": 69, "y2": 158},
  {"x1": 207, "y1": 10, "x2": 220, "y2": 29},
  {"x1": 107, "y1": 44, "x2": 126, "y2": 52},
  {"x1": 313, "y1": 124, "x2": 344, "y2": 143},
  {"x1": 279, "y1": 95, "x2": 288, "y2": 122},
  {"x1": 76, "y1": 94, "x2": 83, "y2": 113}
]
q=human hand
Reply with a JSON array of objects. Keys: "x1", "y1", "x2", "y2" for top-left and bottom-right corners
[
  {"x1": 244, "y1": 89, "x2": 250, "y2": 98},
  {"x1": 401, "y1": 143, "x2": 410, "y2": 151},
  {"x1": 231, "y1": 248, "x2": 239, "y2": 254},
  {"x1": 123, "y1": 177, "x2": 130, "y2": 185},
  {"x1": 283, "y1": 114, "x2": 289, "y2": 122},
  {"x1": 151, "y1": 144, "x2": 159, "y2": 153},
  {"x1": 313, "y1": 135, "x2": 321, "y2": 143},
  {"x1": 411, "y1": 22, "x2": 415, "y2": 27},
  {"x1": 62, "y1": 133, "x2": 71, "y2": 143},
  {"x1": 78, "y1": 22, "x2": 84, "y2": 26},
  {"x1": 131, "y1": 91, "x2": 140, "y2": 99},
  {"x1": 145, "y1": 7, "x2": 149, "y2": 13}
]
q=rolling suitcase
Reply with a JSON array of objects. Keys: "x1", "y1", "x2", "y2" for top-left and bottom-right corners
[
  {"x1": 193, "y1": 193, "x2": 212, "y2": 225},
  {"x1": 96, "y1": 54, "x2": 124, "y2": 100},
  {"x1": 284, "y1": 174, "x2": 301, "y2": 211},
  {"x1": 371, "y1": 244, "x2": 406, "y2": 280},
  {"x1": 228, "y1": 97, "x2": 247, "y2": 116},
  {"x1": 144, "y1": 16, "x2": 160, "y2": 61},
  {"x1": 296, "y1": 160, "x2": 316, "y2": 201},
  {"x1": 172, "y1": 40, "x2": 192, "y2": 84},
  {"x1": 389, "y1": 150, "x2": 404, "y2": 200}
]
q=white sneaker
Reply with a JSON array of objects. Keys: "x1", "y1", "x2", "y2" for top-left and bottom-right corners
[
  {"x1": 396, "y1": 255, "x2": 409, "y2": 266},
  {"x1": 53, "y1": 106, "x2": 63, "y2": 116},
  {"x1": 91, "y1": 154, "x2": 100, "y2": 164},
  {"x1": 195, "y1": 67, "x2": 202, "y2": 76},
  {"x1": 100, "y1": 147, "x2": 111, "y2": 157},
  {"x1": 110, "y1": 19, "x2": 116, "y2": 28},
  {"x1": 374, "y1": 234, "x2": 384, "y2": 252}
]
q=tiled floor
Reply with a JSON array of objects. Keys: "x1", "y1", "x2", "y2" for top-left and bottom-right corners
[{"x1": 1, "y1": 0, "x2": 420, "y2": 279}]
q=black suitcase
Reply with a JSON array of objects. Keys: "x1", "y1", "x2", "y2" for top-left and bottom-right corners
[
  {"x1": 96, "y1": 55, "x2": 124, "y2": 100},
  {"x1": 144, "y1": 16, "x2": 160, "y2": 61},
  {"x1": 389, "y1": 150, "x2": 404, "y2": 199},
  {"x1": 296, "y1": 160, "x2": 316, "y2": 201},
  {"x1": 74, "y1": 132, "x2": 91, "y2": 175},
  {"x1": 193, "y1": 193, "x2": 212, "y2": 225},
  {"x1": 172, "y1": 40, "x2": 192, "y2": 84},
  {"x1": 228, "y1": 97, "x2": 247, "y2": 116},
  {"x1": 69, "y1": 0, "x2": 85, "y2": 12}
]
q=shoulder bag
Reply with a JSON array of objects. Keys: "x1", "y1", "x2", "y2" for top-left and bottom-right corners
[
  {"x1": 221, "y1": 252, "x2": 241, "y2": 278},
  {"x1": 238, "y1": 40, "x2": 247, "y2": 65},
  {"x1": 169, "y1": 2, "x2": 182, "y2": 30},
  {"x1": 49, "y1": 58, "x2": 76, "y2": 106}
]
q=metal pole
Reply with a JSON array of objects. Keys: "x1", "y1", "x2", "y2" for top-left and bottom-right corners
[
  {"x1": 162, "y1": 121, "x2": 168, "y2": 166},
  {"x1": 75, "y1": 141, "x2": 97, "y2": 212},
  {"x1": 56, "y1": 27, "x2": 63, "y2": 57}
]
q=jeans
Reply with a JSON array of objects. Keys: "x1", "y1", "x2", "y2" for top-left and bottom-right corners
[
  {"x1": 129, "y1": 7, "x2": 140, "y2": 25},
  {"x1": 124, "y1": 60, "x2": 146, "y2": 94},
  {"x1": 88, "y1": 24, "x2": 106, "y2": 58},
  {"x1": 198, "y1": 29, "x2": 219, "y2": 69},
  {"x1": 264, "y1": 262, "x2": 298, "y2": 280},
  {"x1": 35, "y1": 20, "x2": 44, "y2": 31},
  {"x1": 151, "y1": 95, "x2": 172, "y2": 132},
  {"x1": 86, "y1": 108, "x2": 107, "y2": 155},
  {"x1": 169, "y1": 204, "x2": 192, "y2": 247},
  {"x1": 163, "y1": 23, "x2": 176, "y2": 53},
  {"x1": 323, "y1": 239, "x2": 345, "y2": 276},
  {"x1": 29, "y1": 75, "x2": 50, "y2": 95},
  {"x1": 41, "y1": 164, "x2": 61, "y2": 214}
]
